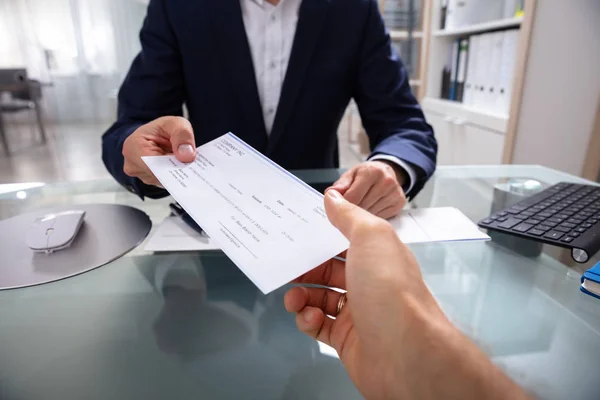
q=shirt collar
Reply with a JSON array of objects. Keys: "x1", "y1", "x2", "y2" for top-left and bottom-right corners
[{"x1": 249, "y1": 0, "x2": 285, "y2": 7}]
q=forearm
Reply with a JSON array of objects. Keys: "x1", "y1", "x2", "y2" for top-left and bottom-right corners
[{"x1": 389, "y1": 296, "x2": 529, "y2": 400}]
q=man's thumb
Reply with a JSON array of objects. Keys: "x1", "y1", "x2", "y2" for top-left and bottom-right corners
[
  {"x1": 166, "y1": 118, "x2": 196, "y2": 163},
  {"x1": 324, "y1": 189, "x2": 374, "y2": 239}
]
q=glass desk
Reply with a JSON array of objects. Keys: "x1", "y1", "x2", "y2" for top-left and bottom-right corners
[{"x1": 0, "y1": 166, "x2": 599, "y2": 400}]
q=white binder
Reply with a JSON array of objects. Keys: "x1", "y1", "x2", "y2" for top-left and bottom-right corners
[
  {"x1": 463, "y1": 35, "x2": 478, "y2": 106},
  {"x1": 496, "y1": 29, "x2": 521, "y2": 116},
  {"x1": 487, "y1": 32, "x2": 505, "y2": 114},
  {"x1": 473, "y1": 33, "x2": 492, "y2": 110},
  {"x1": 445, "y1": 0, "x2": 469, "y2": 30}
]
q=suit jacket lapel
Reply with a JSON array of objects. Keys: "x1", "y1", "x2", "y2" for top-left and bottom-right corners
[
  {"x1": 211, "y1": 0, "x2": 268, "y2": 148},
  {"x1": 267, "y1": 0, "x2": 331, "y2": 154}
]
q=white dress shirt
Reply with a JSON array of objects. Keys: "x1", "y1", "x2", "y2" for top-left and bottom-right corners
[{"x1": 240, "y1": 0, "x2": 417, "y2": 194}]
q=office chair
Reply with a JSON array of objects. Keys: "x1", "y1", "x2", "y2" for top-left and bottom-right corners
[{"x1": 0, "y1": 69, "x2": 47, "y2": 155}]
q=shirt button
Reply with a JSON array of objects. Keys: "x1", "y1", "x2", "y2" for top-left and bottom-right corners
[
  {"x1": 269, "y1": 61, "x2": 276, "y2": 69},
  {"x1": 267, "y1": 108, "x2": 275, "y2": 115},
  {"x1": 271, "y1": 14, "x2": 276, "y2": 21}
]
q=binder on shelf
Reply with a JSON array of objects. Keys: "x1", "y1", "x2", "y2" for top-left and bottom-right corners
[
  {"x1": 456, "y1": 39, "x2": 469, "y2": 102},
  {"x1": 440, "y1": 0, "x2": 448, "y2": 30},
  {"x1": 473, "y1": 33, "x2": 492, "y2": 109},
  {"x1": 444, "y1": 0, "x2": 469, "y2": 30},
  {"x1": 486, "y1": 31, "x2": 505, "y2": 114},
  {"x1": 440, "y1": 42, "x2": 453, "y2": 99},
  {"x1": 449, "y1": 39, "x2": 460, "y2": 101},
  {"x1": 496, "y1": 29, "x2": 520, "y2": 116},
  {"x1": 463, "y1": 35, "x2": 478, "y2": 106}
]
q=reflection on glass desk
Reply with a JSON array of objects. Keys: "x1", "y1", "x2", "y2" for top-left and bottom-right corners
[{"x1": 0, "y1": 166, "x2": 599, "y2": 400}]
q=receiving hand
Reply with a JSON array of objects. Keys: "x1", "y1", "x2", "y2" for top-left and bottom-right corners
[
  {"x1": 122, "y1": 116, "x2": 196, "y2": 186},
  {"x1": 330, "y1": 161, "x2": 407, "y2": 219},
  {"x1": 285, "y1": 189, "x2": 444, "y2": 399},
  {"x1": 285, "y1": 191, "x2": 530, "y2": 400}
]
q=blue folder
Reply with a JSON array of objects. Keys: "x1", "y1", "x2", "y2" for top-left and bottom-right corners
[{"x1": 580, "y1": 261, "x2": 600, "y2": 300}]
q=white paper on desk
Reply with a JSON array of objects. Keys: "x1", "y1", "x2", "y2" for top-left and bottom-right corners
[
  {"x1": 142, "y1": 132, "x2": 349, "y2": 294},
  {"x1": 390, "y1": 207, "x2": 490, "y2": 244},
  {"x1": 144, "y1": 216, "x2": 221, "y2": 252}
]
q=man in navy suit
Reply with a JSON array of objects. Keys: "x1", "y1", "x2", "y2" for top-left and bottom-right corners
[{"x1": 102, "y1": 0, "x2": 437, "y2": 219}]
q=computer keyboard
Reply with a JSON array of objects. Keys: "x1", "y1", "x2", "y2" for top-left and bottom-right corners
[{"x1": 479, "y1": 182, "x2": 600, "y2": 263}]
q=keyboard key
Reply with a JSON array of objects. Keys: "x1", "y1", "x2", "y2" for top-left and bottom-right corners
[
  {"x1": 553, "y1": 226, "x2": 571, "y2": 233},
  {"x1": 540, "y1": 221, "x2": 558, "y2": 228},
  {"x1": 505, "y1": 208, "x2": 521, "y2": 215},
  {"x1": 520, "y1": 211, "x2": 535, "y2": 217},
  {"x1": 561, "y1": 236, "x2": 574, "y2": 243},
  {"x1": 511, "y1": 205, "x2": 529, "y2": 212},
  {"x1": 535, "y1": 225, "x2": 551, "y2": 233},
  {"x1": 528, "y1": 229, "x2": 546, "y2": 236},
  {"x1": 513, "y1": 215, "x2": 528, "y2": 220},
  {"x1": 570, "y1": 232, "x2": 580, "y2": 238},
  {"x1": 480, "y1": 219, "x2": 494, "y2": 225},
  {"x1": 498, "y1": 218, "x2": 522, "y2": 229},
  {"x1": 512, "y1": 223, "x2": 534, "y2": 233},
  {"x1": 496, "y1": 216, "x2": 508, "y2": 222},
  {"x1": 548, "y1": 217, "x2": 564, "y2": 223},
  {"x1": 568, "y1": 218, "x2": 583, "y2": 224},
  {"x1": 525, "y1": 219, "x2": 542, "y2": 225},
  {"x1": 576, "y1": 227, "x2": 587, "y2": 233},
  {"x1": 538, "y1": 212, "x2": 553, "y2": 218},
  {"x1": 559, "y1": 222, "x2": 577, "y2": 229},
  {"x1": 497, "y1": 211, "x2": 508, "y2": 217},
  {"x1": 582, "y1": 223, "x2": 593, "y2": 228},
  {"x1": 590, "y1": 219, "x2": 598, "y2": 224},
  {"x1": 544, "y1": 231, "x2": 564, "y2": 240},
  {"x1": 555, "y1": 213, "x2": 571, "y2": 219}
]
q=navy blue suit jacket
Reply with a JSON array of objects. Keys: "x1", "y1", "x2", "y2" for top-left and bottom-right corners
[{"x1": 102, "y1": 0, "x2": 437, "y2": 199}]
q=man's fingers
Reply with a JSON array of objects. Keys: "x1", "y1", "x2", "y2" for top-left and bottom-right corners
[
  {"x1": 293, "y1": 257, "x2": 346, "y2": 288},
  {"x1": 343, "y1": 168, "x2": 374, "y2": 206},
  {"x1": 377, "y1": 205, "x2": 402, "y2": 220},
  {"x1": 161, "y1": 117, "x2": 196, "y2": 163},
  {"x1": 295, "y1": 307, "x2": 334, "y2": 345},
  {"x1": 330, "y1": 168, "x2": 357, "y2": 195},
  {"x1": 285, "y1": 286, "x2": 345, "y2": 317},
  {"x1": 370, "y1": 194, "x2": 404, "y2": 218},
  {"x1": 139, "y1": 173, "x2": 162, "y2": 187},
  {"x1": 324, "y1": 189, "x2": 380, "y2": 240}
]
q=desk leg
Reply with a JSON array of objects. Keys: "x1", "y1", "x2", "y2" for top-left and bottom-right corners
[{"x1": 0, "y1": 112, "x2": 9, "y2": 156}]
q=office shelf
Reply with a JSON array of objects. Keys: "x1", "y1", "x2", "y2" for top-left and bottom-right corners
[
  {"x1": 422, "y1": 97, "x2": 508, "y2": 133},
  {"x1": 390, "y1": 30, "x2": 423, "y2": 40},
  {"x1": 432, "y1": 16, "x2": 523, "y2": 38}
]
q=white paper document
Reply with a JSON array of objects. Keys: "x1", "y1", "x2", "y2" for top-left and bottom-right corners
[
  {"x1": 145, "y1": 207, "x2": 489, "y2": 253},
  {"x1": 389, "y1": 207, "x2": 490, "y2": 244},
  {"x1": 144, "y1": 216, "x2": 220, "y2": 252},
  {"x1": 143, "y1": 133, "x2": 349, "y2": 294}
]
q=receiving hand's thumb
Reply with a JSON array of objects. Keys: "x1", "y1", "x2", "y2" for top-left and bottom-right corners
[
  {"x1": 163, "y1": 117, "x2": 196, "y2": 163},
  {"x1": 324, "y1": 189, "x2": 376, "y2": 240}
]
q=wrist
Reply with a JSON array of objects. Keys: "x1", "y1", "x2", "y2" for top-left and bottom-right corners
[
  {"x1": 373, "y1": 160, "x2": 408, "y2": 189},
  {"x1": 387, "y1": 295, "x2": 527, "y2": 400}
]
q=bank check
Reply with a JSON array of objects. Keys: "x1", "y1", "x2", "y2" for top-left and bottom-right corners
[{"x1": 143, "y1": 133, "x2": 349, "y2": 294}]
